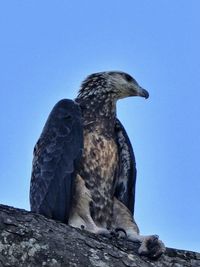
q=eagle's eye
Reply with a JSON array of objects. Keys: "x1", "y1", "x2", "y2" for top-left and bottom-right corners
[{"x1": 123, "y1": 73, "x2": 133, "y2": 82}]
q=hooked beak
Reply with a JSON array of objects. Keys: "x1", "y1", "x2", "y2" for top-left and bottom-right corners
[
  {"x1": 137, "y1": 86, "x2": 149, "y2": 99},
  {"x1": 131, "y1": 85, "x2": 149, "y2": 99}
]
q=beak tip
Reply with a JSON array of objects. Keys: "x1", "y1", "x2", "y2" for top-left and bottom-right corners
[{"x1": 141, "y1": 88, "x2": 149, "y2": 99}]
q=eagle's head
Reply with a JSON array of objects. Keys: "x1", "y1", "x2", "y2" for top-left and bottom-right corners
[{"x1": 77, "y1": 71, "x2": 149, "y2": 101}]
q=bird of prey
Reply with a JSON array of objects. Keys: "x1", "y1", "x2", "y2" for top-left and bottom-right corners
[{"x1": 30, "y1": 71, "x2": 165, "y2": 258}]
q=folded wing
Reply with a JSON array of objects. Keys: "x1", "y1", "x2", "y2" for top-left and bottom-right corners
[
  {"x1": 30, "y1": 99, "x2": 83, "y2": 223},
  {"x1": 115, "y1": 119, "x2": 137, "y2": 215}
]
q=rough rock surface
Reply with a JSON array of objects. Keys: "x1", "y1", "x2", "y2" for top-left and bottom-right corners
[{"x1": 0, "y1": 204, "x2": 199, "y2": 267}]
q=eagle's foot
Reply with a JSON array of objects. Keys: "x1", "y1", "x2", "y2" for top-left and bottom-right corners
[
  {"x1": 93, "y1": 227, "x2": 127, "y2": 239},
  {"x1": 95, "y1": 228, "x2": 112, "y2": 237},
  {"x1": 79, "y1": 223, "x2": 111, "y2": 237},
  {"x1": 110, "y1": 227, "x2": 127, "y2": 239},
  {"x1": 138, "y1": 235, "x2": 165, "y2": 259}
]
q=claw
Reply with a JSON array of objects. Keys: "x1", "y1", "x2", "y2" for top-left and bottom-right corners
[
  {"x1": 138, "y1": 235, "x2": 165, "y2": 259},
  {"x1": 109, "y1": 227, "x2": 127, "y2": 239},
  {"x1": 147, "y1": 235, "x2": 159, "y2": 250},
  {"x1": 153, "y1": 235, "x2": 159, "y2": 240},
  {"x1": 115, "y1": 227, "x2": 127, "y2": 239}
]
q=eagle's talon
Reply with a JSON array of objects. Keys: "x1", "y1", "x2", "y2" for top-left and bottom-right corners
[
  {"x1": 108, "y1": 227, "x2": 127, "y2": 239},
  {"x1": 115, "y1": 227, "x2": 127, "y2": 239},
  {"x1": 138, "y1": 235, "x2": 165, "y2": 259},
  {"x1": 153, "y1": 234, "x2": 159, "y2": 240}
]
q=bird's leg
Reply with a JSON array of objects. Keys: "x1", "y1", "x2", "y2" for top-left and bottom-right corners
[
  {"x1": 68, "y1": 174, "x2": 110, "y2": 236},
  {"x1": 112, "y1": 197, "x2": 165, "y2": 259}
]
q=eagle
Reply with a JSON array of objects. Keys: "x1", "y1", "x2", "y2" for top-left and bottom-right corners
[{"x1": 30, "y1": 71, "x2": 165, "y2": 258}]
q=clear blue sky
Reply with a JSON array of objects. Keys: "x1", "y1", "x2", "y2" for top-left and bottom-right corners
[{"x1": 0, "y1": 1, "x2": 199, "y2": 252}]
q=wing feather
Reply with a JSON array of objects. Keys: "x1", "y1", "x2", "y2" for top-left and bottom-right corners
[
  {"x1": 30, "y1": 99, "x2": 83, "y2": 223},
  {"x1": 115, "y1": 119, "x2": 137, "y2": 215}
]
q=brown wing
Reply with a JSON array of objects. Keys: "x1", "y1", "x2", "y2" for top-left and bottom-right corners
[
  {"x1": 115, "y1": 119, "x2": 137, "y2": 215},
  {"x1": 30, "y1": 99, "x2": 83, "y2": 223}
]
